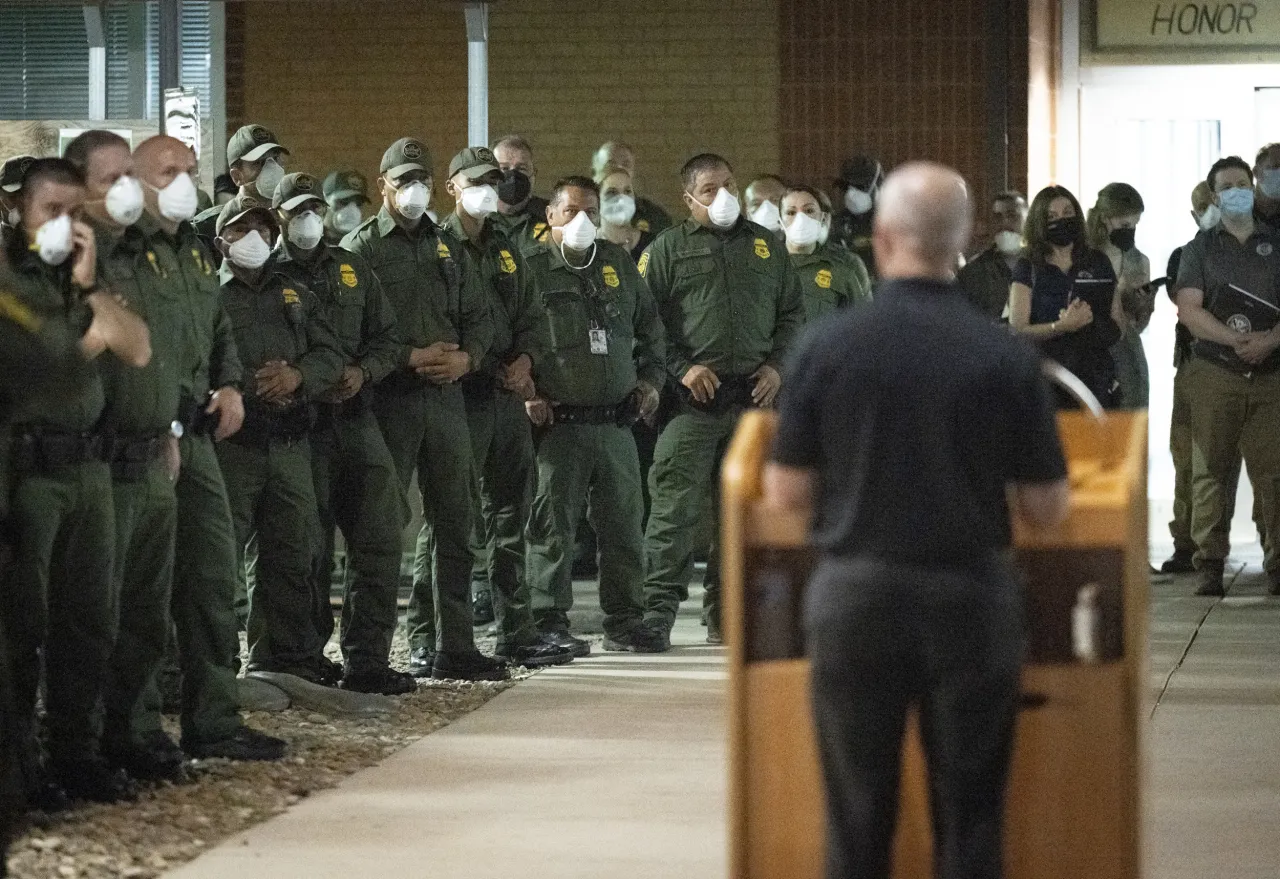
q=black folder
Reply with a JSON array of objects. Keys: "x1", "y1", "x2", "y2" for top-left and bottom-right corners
[{"x1": 1194, "y1": 283, "x2": 1280, "y2": 372}]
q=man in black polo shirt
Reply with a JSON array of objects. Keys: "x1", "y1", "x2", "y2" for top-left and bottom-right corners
[{"x1": 764, "y1": 162, "x2": 1069, "y2": 879}]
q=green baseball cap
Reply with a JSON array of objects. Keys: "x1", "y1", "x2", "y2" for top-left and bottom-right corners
[
  {"x1": 216, "y1": 192, "x2": 278, "y2": 236},
  {"x1": 381, "y1": 137, "x2": 431, "y2": 181},
  {"x1": 273, "y1": 172, "x2": 325, "y2": 211},
  {"x1": 323, "y1": 169, "x2": 370, "y2": 205},
  {"x1": 227, "y1": 124, "x2": 288, "y2": 166},
  {"x1": 1, "y1": 155, "x2": 36, "y2": 193},
  {"x1": 447, "y1": 146, "x2": 500, "y2": 181}
]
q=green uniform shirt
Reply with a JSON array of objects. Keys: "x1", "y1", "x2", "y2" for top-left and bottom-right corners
[
  {"x1": 218, "y1": 260, "x2": 345, "y2": 417},
  {"x1": 524, "y1": 239, "x2": 666, "y2": 407},
  {"x1": 92, "y1": 219, "x2": 187, "y2": 435},
  {"x1": 494, "y1": 196, "x2": 551, "y2": 247},
  {"x1": 634, "y1": 197, "x2": 672, "y2": 237},
  {"x1": 440, "y1": 212, "x2": 546, "y2": 378},
  {"x1": 192, "y1": 204, "x2": 220, "y2": 255},
  {"x1": 135, "y1": 213, "x2": 243, "y2": 401},
  {"x1": 788, "y1": 243, "x2": 872, "y2": 322},
  {"x1": 6, "y1": 247, "x2": 104, "y2": 430},
  {"x1": 639, "y1": 217, "x2": 803, "y2": 381},
  {"x1": 341, "y1": 207, "x2": 493, "y2": 372},
  {"x1": 275, "y1": 241, "x2": 403, "y2": 385}
]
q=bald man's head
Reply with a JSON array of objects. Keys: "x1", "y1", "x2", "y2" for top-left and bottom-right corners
[
  {"x1": 872, "y1": 161, "x2": 972, "y2": 280},
  {"x1": 134, "y1": 135, "x2": 198, "y2": 227}
]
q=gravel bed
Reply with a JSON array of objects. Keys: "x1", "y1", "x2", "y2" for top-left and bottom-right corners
[{"x1": 5, "y1": 627, "x2": 529, "y2": 879}]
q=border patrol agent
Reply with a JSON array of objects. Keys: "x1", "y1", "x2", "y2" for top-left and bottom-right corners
[
  {"x1": 213, "y1": 194, "x2": 344, "y2": 680},
  {"x1": 193, "y1": 124, "x2": 290, "y2": 258},
  {"x1": 323, "y1": 169, "x2": 371, "y2": 246},
  {"x1": 590, "y1": 141, "x2": 673, "y2": 236},
  {"x1": 1174, "y1": 155, "x2": 1280, "y2": 597},
  {"x1": 781, "y1": 185, "x2": 872, "y2": 322},
  {"x1": 492, "y1": 134, "x2": 551, "y2": 246},
  {"x1": 523, "y1": 175, "x2": 668, "y2": 654},
  {"x1": 0, "y1": 155, "x2": 35, "y2": 248},
  {"x1": 342, "y1": 137, "x2": 505, "y2": 682},
  {"x1": 272, "y1": 172, "x2": 417, "y2": 695},
  {"x1": 640, "y1": 153, "x2": 803, "y2": 650},
  {"x1": 439, "y1": 147, "x2": 575, "y2": 668}
]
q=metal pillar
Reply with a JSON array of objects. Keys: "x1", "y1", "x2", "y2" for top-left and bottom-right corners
[
  {"x1": 158, "y1": 0, "x2": 182, "y2": 131},
  {"x1": 84, "y1": 0, "x2": 106, "y2": 120},
  {"x1": 465, "y1": 2, "x2": 489, "y2": 148}
]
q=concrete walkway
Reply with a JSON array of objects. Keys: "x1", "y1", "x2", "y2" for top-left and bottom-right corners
[
  {"x1": 166, "y1": 583, "x2": 727, "y2": 879},
  {"x1": 165, "y1": 546, "x2": 1280, "y2": 878}
]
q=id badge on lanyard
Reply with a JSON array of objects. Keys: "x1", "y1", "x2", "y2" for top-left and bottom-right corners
[{"x1": 589, "y1": 325, "x2": 609, "y2": 355}]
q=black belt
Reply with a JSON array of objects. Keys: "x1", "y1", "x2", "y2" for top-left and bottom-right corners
[
  {"x1": 10, "y1": 426, "x2": 107, "y2": 474},
  {"x1": 552, "y1": 401, "x2": 638, "y2": 427},
  {"x1": 228, "y1": 405, "x2": 315, "y2": 448},
  {"x1": 677, "y1": 373, "x2": 758, "y2": 415},
  {"x1": 316, "y1": 388, "x2": 371, "y2": 424},
  {"x1": 106, "y1": 431, "x2": 168, "y2": 481}
]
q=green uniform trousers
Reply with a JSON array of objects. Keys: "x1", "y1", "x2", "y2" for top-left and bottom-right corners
[
  {"x1": 1184, "y1": 357, "x2": 1280, "y2": 572},
  {"x1": 375, "y1": 380, "x2": 477, "y2": 654},
  {"x1": 103, "y1": 460, "x2": 176, "y2": 754},
  {"x1": 216, "y1": 437, "x2": 322, "y2": 670},
  {"x1": 6, "y1": 460, "x2": 115, "y2": 764},
  {"x1": 526, "y1": 422, "x2": 646, "y2": 640},
  {"x1": 463, "y1": 390, "x2": 536, "y2": 650},
  {"x1": 309, "y1": 408, "x2": 406, "y2": 673},
  {"x1": 1170, "y1": 364, "x2": 1244, "y2": 556},
  {"x1": 643, "y1": 406, "x2": 739, "y2": 630}
]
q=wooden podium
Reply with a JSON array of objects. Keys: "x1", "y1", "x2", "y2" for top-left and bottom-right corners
[{"x1": 721, "y1": 410, "x2": 1148, "y2": 879}]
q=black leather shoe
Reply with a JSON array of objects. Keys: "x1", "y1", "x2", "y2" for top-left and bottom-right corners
[
  {"x1": 496, "y1": 641, "x2": 575, "y2": 668},
  {"x1": 408, "y1": 647, "x2": 436, "y2": 678},
  {"x1": 472, "y1": 587, "x2": 496, "y2": 626},
  {"x1": 340, "y1": 666, "x2": 418, "y2": 695},
  {"x1": 1195, "y1": 561, "x2": 1225, "y2": 597},
  {"x1": 1161, "y1": 549, "x2": 1197, "y2": 574},
  {"x1": 185, "y1": 726, "x2": 286, "y2": 761},
  {"x1": 633, "y1": 620, "x2": 671, "y2": 654},
  {"x1": 53, "y1": 759, "x2": 138, "y2": 803},
  {"x1": 107, "y1": 731, "x2": 188, "y2": 784},
  {"x1": 431, "y1": 650, "x2": 509, "y2": 682},
  {"x1": 539, "y1": 629, "x2": 591, "y2": 658},
  {"x1": 246, "y1": 656, "x2": 342, "y2": 687}
]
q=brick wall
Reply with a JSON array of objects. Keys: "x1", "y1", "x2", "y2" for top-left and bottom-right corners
[
  {"x1": 778, "y1": 0, "x2": 1031, "y2": 243},
  {"x1": 228, "y1": 0, "x2": 781, "y2": 217}
]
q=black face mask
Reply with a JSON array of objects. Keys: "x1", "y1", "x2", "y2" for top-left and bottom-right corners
[
  {"x1": 1108, "y1": 227, "x2": 1137, "y2": 252},
  {"x1": 497, "y1": 169, "x2": 532, "y2": 206},
  {"x1": 1045, "y1": 216, "x2": 1081, "y2": 247}
]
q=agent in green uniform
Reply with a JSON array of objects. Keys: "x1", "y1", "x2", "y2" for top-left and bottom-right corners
[
  {"x1": 323, "y1": 169, "x2": 370, "y2": 246},
  {"x1": 192, "y1": 124, "x2": 290, "y2": 257},
  {"x1": 3, "y1": 158, "x2": 151, "y2": 803},
  {"x1": 492, "y1": 134, "x2": 550, "y2": 246},
  {"x1": 67, "y1": 130, "x2": 191, "y2": 782},
  {"x1": 522, "y1": 176, "x2": 667, "y2": 654},
  {"x1": 640, "y1": 153, "x2": 804, "y2": 650},
  {"x1": 831, "y1": 155, "x2": 884, "y2": 278},
  {"x1": 1, "y1": 155, "x2": 35, "y2": 249},
  {"x1": 213, "y1": 194, "x2": 344, "y2": 681},
  {"x1": 439, "y1": 147, "x2": 574, "y2": 668},
  {"x1": 780, "y1": 185, "x2": 872, "y2": 321},
  {"x1": 591, "y1": 141, "x2": 673, "y2": 236},
  {"x1": 131, "y1": 135, "x2": 286, "y2": 762},
  {"x1": 272, "y1": 172, "x2": 417, "y2": 695},
  {"x1": 0, "y1": 262, "x2": 100, "y2": 863},
  {"x1": 342, "y1": 137, "x2": 504, "y2": 682}
]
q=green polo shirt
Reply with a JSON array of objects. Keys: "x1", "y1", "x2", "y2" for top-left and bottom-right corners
[
  {"x1": 6, "y1": 247, "x2": 104, "y2": 430},
  {"x1": 92, "y1": 218, "x2": 186, "y2": 435},
  {"x1": 639, "y1": 216, "x2": 803, "y2": 382},
  {"x1": 440, "y1": 212, "x2": 546, "y2": 379},
  {"x1": 218, "y1": 260, "x2": 344, "y2": 414},
  {"x1": 275, "y1": 240, "x2": 403, "y2": 385},
  {"x1": 341, "y1": 206, "x2": 492, "y2": 372},
  {"x1": 135, "y1": 212, "x2": 243, "y2": 401},
  {"x1": 788, "y1": 243, "x2": 872, "y2": 322},
  {"x1": 524, "y1": 239, "x2": 665, "y2": 407}
]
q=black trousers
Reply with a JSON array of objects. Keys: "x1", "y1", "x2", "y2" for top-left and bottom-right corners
[{"x1": 803, "y1": 556, "x2": 1024, "y2": 879}]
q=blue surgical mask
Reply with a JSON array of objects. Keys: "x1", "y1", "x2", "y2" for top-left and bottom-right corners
[
  {"x1": 1261, "y1": 169, "x2": 1280, "y2": 199},
  {"x1": 1219, "y1": 186, "x2": 1255, "y2": 217}
]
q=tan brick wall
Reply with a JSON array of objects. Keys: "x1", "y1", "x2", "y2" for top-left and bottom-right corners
[{"x1": 233, "y1": 0, "x2": 781, "y2": 218}]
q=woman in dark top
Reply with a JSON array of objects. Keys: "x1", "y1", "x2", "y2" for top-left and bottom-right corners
[{"x1": 1008, "y1": 185, "x2": 1122, "y2": 408}]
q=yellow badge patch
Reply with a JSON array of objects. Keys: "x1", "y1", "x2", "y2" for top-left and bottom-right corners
[
  {"x1": 499, "y1": 249, "x2": 517, "y2": 275},
  {"x1": 0, "y1": 291, "x2": 40, "y2": 333},
  {"x1": 636, "y1": 219, "x2": 651, "y2": 233},
  {"x1": 815, "y1": 269, "x2": 833, "y2": 289},
  {"x1": 191, "y1": 248, "x2": 211, "y2": 275},
  {"x1": 637, "y1": 251, "x2": 650, "y2": 276},
  {"x1": 532, "y1": 223, "x2": 549, "y2": 242},
  {"x1": 147, "y1": 251, "x2": 163, "y2": 277},
  {"x1": 340, "y1": 264, "x2": 358, "y2": 288},
  {"x1": 602, "y1": 265, "x2": 620, "y2": 288},
  {"x1": 282, "y1": 287, "x2": 300, "y2": 305},
  {"x1": 436, "y1": 241, "x2": 452, "y2": 261},
  {"x1": 754, "y1": 238, "x2": 771, "y2": 260}
]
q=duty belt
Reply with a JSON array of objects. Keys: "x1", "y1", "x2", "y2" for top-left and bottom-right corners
[
  {"x1": 105, "y1": 431, "x2": 168, "y2": 482},
  {"x1": 10, "y1": 426, "x2": 107, "y2": 474},
  {"x1": 228, "y1": 404, "x2": 315, "y2": 448},
  {"x1": 552, "y1": 396, "x2": 643, "y2": 428},
  {"x1": 678, "y1": 374, "x2": 758, "y2": 415},
  {"x1": 316, "y1": 388, "x2": 371, "y2": 425}
]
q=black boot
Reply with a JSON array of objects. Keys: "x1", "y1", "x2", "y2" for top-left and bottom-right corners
[{"x1": 1195, "y1": 560, "x2": 1225, "y2": 597}]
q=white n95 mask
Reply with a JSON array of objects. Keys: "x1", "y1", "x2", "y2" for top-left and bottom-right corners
[
  {"x1": 750, "y1": 199, "x2": 783, "y2": 232},
  {"x1": 105, "y1": 175, "x2": 145, "y2": 226},
  {"x1": 601, "y1": 194, "x2": 636, "y2": 226},
  {"x1": 560, "y1": 210, "x2": 598, "y2": 251},
  {"x1": 784, "y1": 212, "x2": 823, "y2": 248},
  {"x1": 227, "y1": 229, "x2": 271, "y2": 270},
  {"x1": 332, "y1": 202, "x2": 362, "y2": 233},
  {"x1": 395, "y1": 181, "x2": 430, "y2": 219},
  {"x1": 255, "y1": 158, "x2": 286, "y2": 200},
  {"x1": 33, "y1": 214, "x2": 74, "y2": 266},
  {"x1": 706, "y1": 187, "x2": 741, "y2": 228},
  {"x1": 156, "y1": 172, "x2": 199, "y2": 222},
  {"x1": 288, "y1": 211, "x2": 324, "y2": 250},
  {"x1": 460, "y1": 184, "x2": 499, "y2": 219}
]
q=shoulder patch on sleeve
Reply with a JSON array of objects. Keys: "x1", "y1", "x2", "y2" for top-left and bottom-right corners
[
  {"x1": 532, "y1": 222, "x2": 549, "y2": 242},
  {"x1": 282, "y1": 287, "x2": 301, "y2": 305},
  {"x1": 637, "y1": 251, "x2": 650, "y2": 276}
]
